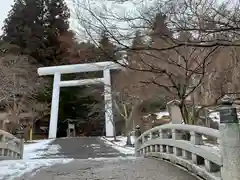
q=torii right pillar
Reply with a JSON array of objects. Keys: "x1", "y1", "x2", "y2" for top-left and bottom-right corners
[{"x1": 103, "y1": 69, "x2": 114, "y2": 137}]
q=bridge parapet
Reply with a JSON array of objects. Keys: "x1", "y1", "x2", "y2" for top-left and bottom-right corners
[
  {"x1": 0, "y1": 129, "x2": 23, "y2": 160},
  {"x1": 135, "y1": 124, "x2": 221, "y2": 180}
]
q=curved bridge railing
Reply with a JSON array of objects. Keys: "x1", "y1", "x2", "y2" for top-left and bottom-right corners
[
  {"x1": 0, "y1": 130, "x2": 24, "y2": 160},
  {"x1": 135, "y1": 124, "x2": 221, "y2": 180}
]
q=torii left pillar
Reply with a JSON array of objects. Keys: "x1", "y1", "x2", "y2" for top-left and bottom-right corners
[
  {"x1": 38, "y1": 60, "x2": 124, "y2": 139},
  {"x1": 48, "y1": 72, "x2": 61, "y2": 139},
  {"x1": 48, "y1": 70, "x2": 114, "y2": 139}
]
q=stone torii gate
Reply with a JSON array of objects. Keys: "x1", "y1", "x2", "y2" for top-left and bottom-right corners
[{"x1": 38, "y1": 61, "x2": 124, "y2": 139}]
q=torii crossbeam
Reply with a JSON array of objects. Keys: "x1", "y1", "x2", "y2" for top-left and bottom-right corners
[{"x1": 38, "y1": 61, "x2": 124, "y2": 139}]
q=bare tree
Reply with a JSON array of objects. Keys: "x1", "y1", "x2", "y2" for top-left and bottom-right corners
[
  {"x1": 0, "y1": 43, "x2": 47, "y2": 134},
  {"x1": 73, "y1": 0, "x2": 240, "y2": 49},
  {"x1": 112, "y1": 66, "x2": 161, "y2": 132},
  {"x1": 71, "y1": 0, "x2": 240, "y2": 124},
  {"x1": 200, "y1": 46, "x2": 240, "y2": 105}
]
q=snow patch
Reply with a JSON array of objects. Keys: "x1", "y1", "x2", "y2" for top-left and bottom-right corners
[
  {"x1": 208, "y1": 110, "x2": 240, "y2": 123},
  {"x1": 101, "y1": 136, "x2": 135, "y2": 155},
  {"x1": 0, "y1": 139, "x2": 71, "y2": 180},
  {"x1": 23, "y1": 139, "x2": 61, "y2": 159},
  {"x1": 208, "y1": 111, "x2": 220, "y2": 123},
  {"x1": 0, "y1": 158, "x2": 73, "y2": 180},
  {"x1": 204, "y1": 143, "x2": 220, "y2": 151},
  {"x1": 155, "y1": 111, "x2": 170, "y2": 119},
  {"x1": 88, "y1": 156, "x2": 137, "y2": 161},
  {"x1": 105, "y1": 136, "x2": 135, "y2": 146}
]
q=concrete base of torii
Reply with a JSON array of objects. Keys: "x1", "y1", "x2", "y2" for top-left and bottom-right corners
[{"x1": 38, "y1": 61, "x2": 124, "y2": 139}]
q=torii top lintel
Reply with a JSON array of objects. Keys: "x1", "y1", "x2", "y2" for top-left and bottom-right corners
[{"x1": 38, "y1": 60, "x2": 125, "y2": 76}]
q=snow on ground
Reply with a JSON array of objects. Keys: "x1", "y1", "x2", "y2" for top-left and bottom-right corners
[
  {"x1": 101, "y1": 136, "x2": 135, "y2": 155},
  {"x1": 23, "y1": 139, "x2": 59, "y2": 159},
  {"x1": 0, "y1": 139, "x2": 73, "y2": 180},
  {"x1": 105, "y1": 136, "x2": 135, "y2": 146},
  {"x1": 204, "y1": 143, "x2": 220, "y2": 151},
  {"x1": 209, "y1": 110, "x2": 240, "y2": 123},
  {"x1": 88, "y1": 156, "x2": 137, "y2": 161},
  {"x1": 155, "y1": 111, "x2": 169, "y2": 119},
  {"x1": 0, "y1": 158, "x2": 73, "y2": 180},
  {"x1": 208, "y1": 111, "x2": 220, "y2": 123}
]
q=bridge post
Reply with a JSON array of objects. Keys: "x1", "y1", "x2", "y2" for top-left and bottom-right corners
[
  {"x1": 16, "y1": 128, "x2": 24, "y2": 159},
  {"x1": 134, "y1": 126, "x2": 141, "y2": 156},
  {"x1": 218, "y1": 97, "x2": 240, "y2": 180}
]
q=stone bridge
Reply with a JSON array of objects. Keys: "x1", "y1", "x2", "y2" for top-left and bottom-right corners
[
  {"x1": 135, "y1": 124, "x2": 221, "y2": 180},
  {"x1": 17, "y1": 137, "x2": 199, "y2": 180},
  {"x1": 2, "y1": 123, "x2": 238, "y2": 180},
  {"x1": 0, "y1": 129, "x2": 23, "y2": 160}
]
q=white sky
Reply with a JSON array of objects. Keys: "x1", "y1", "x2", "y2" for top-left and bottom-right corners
[
  {"x1": 0, "y1": 0, "x2": 74, "y2": 35},
  {"x1": 0, "y1": 0, "x2": 14, "y2": 35},
  {"x1": 0, "y1": 0, "x2": 232, "y2": 37}
]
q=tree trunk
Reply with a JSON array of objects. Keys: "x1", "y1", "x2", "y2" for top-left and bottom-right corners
[
  {"x1": 179, "y1": 101, "x2": 197, "y2": 125},
  {"x1": 127, "y1": 101, "x2": 143, "y2": 133},
  {"x1": 179, "y1": 103, "x2": 188, "y2": 124}
]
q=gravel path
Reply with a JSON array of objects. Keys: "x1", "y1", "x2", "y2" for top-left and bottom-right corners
[
  {"x1": 14, "y1": 137, "x2": 198, "y2": 180},
  {"x1": 48, "y1": 137, "x2": 130, "y2": 159},
  {"x1": 17, "y1": 157, "x2": 198, "y2": 180}
]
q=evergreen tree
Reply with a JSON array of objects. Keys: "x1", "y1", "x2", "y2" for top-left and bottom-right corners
[
  {"x1": 127, "y1": 30, "x2": 143, "y2": 65},
  {"x1": 150, "y1": 13, "x2": 172, "y2": 46},
  {"x1": 44, "y1": 0, "x2": 70, "y2": 65},
  {"x1": 132, "y1": 31, "x2": 143, "y2": 48},
  {"x1": 57, "y1": 86, "x2": 101, "y2": 137},
  {"x1": 45, "y1": 0, "x2": 70, "y2": 34},
  {"x1": 2, "y1": 0, "x2": 70, "y2": 65},
  {"x1": 97, "y1": 31, "x2": 117, "y2": 62},
  {"x1": 38, "y1": 81, "x2": 103, "y2": 137},
  {"x1": 2, "y1": 0, "x2": 105, "y2": 137},
  {"x1": 2, "y1": 0, "x2": 45, "y2": 59},
  {"x1": 151, "y1": 13, "x2": 171, "y2": 38}
]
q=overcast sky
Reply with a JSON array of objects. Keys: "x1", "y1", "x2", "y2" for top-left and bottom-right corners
[
  {"x1": 0, "y1": 0, "x2": 14, "y2": 35},
  {"x1": 0, "y1": 0, "x2": 76, "y2": 35},
  {"x1": 0, "y1": 0, "x2": 231, "y2": 37}
]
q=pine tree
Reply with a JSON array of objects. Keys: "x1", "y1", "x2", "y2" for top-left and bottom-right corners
[
  {"x1": 2, "y1": 0, "x2": 106, "y2": 137},
  {"x1": 2, "y1": 0, "x2": 70, "y2": 65},
  {"x1": 44, "y1": 0, "x2": 70, "y2": 65},
  {"x1": 151, "y1": 13, "x2": 171, "y2": 38},
  {"x1": 97, "y1": 31, "x2": 117, "y2": 62},
  {"x1": 2, "y1": 0, "x2": 45, "y2": 59},
  {"x1": 149, "y1": 12, "x2": 173, "y2": 56},
  {"x1": 132, "y1": 31, "x2": 143, "y2": 48},
  {"x1": 127, "y1": 30, "x2": 143, "y2": 66},
  {"x1": 45, "y1": 0, "x2": 70, "y2": 34}
]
